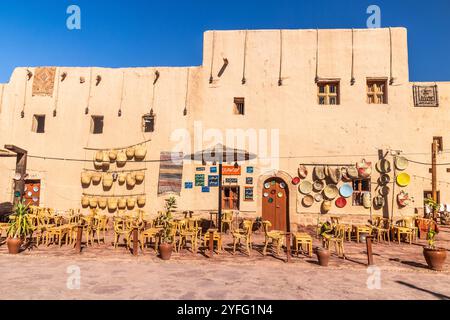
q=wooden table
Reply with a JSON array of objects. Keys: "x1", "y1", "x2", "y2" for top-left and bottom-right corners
[{"x1": 279, "y1": 231, "x2": 292, "y2": 263}]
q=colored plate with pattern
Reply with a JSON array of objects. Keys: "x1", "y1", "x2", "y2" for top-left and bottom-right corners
[
  {"x1": 292, "y1": 177, "x2": 301, "y2": 185},
  {"x1": 335, "y1": 197, "x2": 347, "y2": 208},
  {"x1": 298, "y1": 180, "x2": 313, "y2": 195},
  {"x1": 339, "y1": 183, "x2": 353, "y2": 198},
  {"x1": 302, "y1": 195, "x2": 314, "y2": 207},
  {"x1": 323, "y1": 184, "x2": 339, "y2": 200},
  {"x1": 277, "y1": 192, "x2": 283, "y2": 198},
  {"x1": 264, "y1": 183, "x2": 270, "y2": 189}
]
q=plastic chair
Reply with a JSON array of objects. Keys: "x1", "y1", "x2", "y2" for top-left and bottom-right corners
[
  {"x1": 322, "y1": 224, "x2": 346, "y2": 258},
  {"x1": 221, "y1": 210, "x2": 234, "y2": 233}
]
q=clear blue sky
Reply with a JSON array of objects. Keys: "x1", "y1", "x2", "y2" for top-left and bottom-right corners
[{"x1": 0, "y1": 0, "x2": 449, "y2": 83}]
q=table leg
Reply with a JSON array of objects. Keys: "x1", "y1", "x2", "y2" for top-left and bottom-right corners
[
  {"x1": 209, "y1": 230, "x2": 214, "y2": 258},
  {"x1": 133, "y1": 228, "x2": 138, "y2": 256},
  {"x1": 286, "y1": 233, "x2": 291, "y2": 263}
]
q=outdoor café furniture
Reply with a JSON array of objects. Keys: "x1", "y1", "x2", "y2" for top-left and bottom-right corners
[
  {"x1": 293, "y1": 232, "x2": 313, "y2": 257},
  {"x1": 208, "y1": 211, "x2": 218, "y2": 229},
  {"x1": 45, "y1": 224, "x2": 71, "y2": 247},
  {"x1": 0, "y1": 222, "x2": 9, "y2": 239},
  {"x1": 178, "y1": 218, "x2": 199, "y2": 253},
  {"x1": 183, "y1": 210, "x2": 194, "y2": 219},
  {"x1": 232, "y1": 220, "x2": 254, "y2": 256},
  {"x1": 140, "y1": 227, "x2": 162, "y2": 253},
  {"x1": 372, "y1": 217, "x2": 391, "y2": 243},
  {"x1": 203, "y1": 228, "x2": 223, "y2": 253},
  {"x1": 322, "y1": 224, "x2": 345, "y2": 258},
  {"x1": 221, "y1": 210, "x2": 234, "y2": 233},
  {"x1": 352, "y1": 224, "x2": 373, "y2": 243},
  {"x1": 262, "y1": 220, "x2": 284, "y2": 256},
  {"x1": 392, "y1": 219, "x2": 414, "y2": 244},
  {"x1": 330, "y1": 216, "x2": 341, "y2": 226},
  {"x1": 113, "y1": 218, "x2": 131, "y2": 250}
]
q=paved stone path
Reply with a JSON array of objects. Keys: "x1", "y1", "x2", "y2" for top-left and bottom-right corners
[{"x1": 0, "y1": 226, "x2": 449, "y2": 300}]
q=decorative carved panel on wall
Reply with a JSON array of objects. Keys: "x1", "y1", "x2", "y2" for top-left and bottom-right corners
[
  {"x1": 32, "y1": 67, "x2": 56, "y2": 96},
  {"x1": 413, "y1": 85, "x2": 439, "y2": 107}
]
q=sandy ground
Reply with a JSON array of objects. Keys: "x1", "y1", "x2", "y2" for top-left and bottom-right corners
[{"x1": 0, "y1": 226, "x2": 449, "y2": 300}]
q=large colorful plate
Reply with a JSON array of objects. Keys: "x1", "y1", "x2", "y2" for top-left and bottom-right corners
[
  {"x1": 339, "y1": 183, "x2": 353, "y2": 198},
  {"x1": 396, "y1": 173, "x2": 410, "y2": 187},
  {"x1": 323, "y1": 184, "x2": 339, "y2": 200},
  {"x1": 298, "y1": 180, "x2": 313, "y2": 195},
  {"x1": 335, "y1": 197, "x2": 347, "y2": 208}
]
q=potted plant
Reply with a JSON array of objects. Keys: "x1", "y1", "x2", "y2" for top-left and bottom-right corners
[
  {"x1": 422, "y1": 198, "x2": 440, "y2": 239},
  {"x1": 316, "y1": 222, "x2": 332, "y2": 266},
  {"x1": 6, "y1": 200, "x2": 33, "y2": 254},
  {"x1": 423, "y1": 228, "x2": 447, "y2": 271},
  {"x1": 158, "y1": 196, "x2": 177, "y2": 260}
]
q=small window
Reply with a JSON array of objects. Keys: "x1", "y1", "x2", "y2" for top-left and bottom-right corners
[
  {"x1": 32, "y1": 115, "x2": 45, "y2": 133},
  {"x1": 317, "y1": 81, "x2": 340, "y2": 105},
  {"x1": 367, "y1": 79, "x2": 387, "y2": 104},
  {"x1": 90, "y1": 116, "x2": 104, "y2": 134},
  {"x1": 142, "y1": 114, "x2": 155, "y2": 132},
  {"x1": 433, "y1": 136, "x2": 443, "y2": 152},
  {"x1": 352, "y1": 179, "x2": 371, "y2": 206},
  {"x1": 234, "y1": 97, "x2": 245, "y2": 115}
]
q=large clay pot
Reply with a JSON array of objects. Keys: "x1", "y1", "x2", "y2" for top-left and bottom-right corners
[
  {"x1": 159, "y1": 243, "x2": 173, "y2": 260},
  {"x1": 423, "y1": 247, "x2": 447, "y2": 271},
  {"x1": 316, "y1": 248, "x2": 330, "y2": 266},
  {"x1": 7, "y1": 238, "x2": 22, "y2": 254}
]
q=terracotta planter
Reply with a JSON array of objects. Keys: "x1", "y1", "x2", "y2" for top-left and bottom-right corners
[
  {"x1": 423, "y1": 247, "x2": 447, "y2": 271},
  {"x1": 316, "y1": 248, "x2": 330, "y2": 266},
  {"x1": 159, "y1": 243, "x2": 173, "y2": 260},
  {"x1": 7, "y1": 237, "x2": 22, "y2": 254}
]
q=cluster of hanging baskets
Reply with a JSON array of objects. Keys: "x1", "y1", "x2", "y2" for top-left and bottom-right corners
[
  {"x1": 81, "y1": 195, "x2": 146, "y2": 210},
  {"x1": 93, "y1": 144, "x2": 147, "y2": 168},
  {"x1": 81, "y1": 171, "x2": 145, "y2": 188}
]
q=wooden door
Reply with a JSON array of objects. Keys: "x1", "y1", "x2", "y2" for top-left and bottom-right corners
[
  {"x1": 222, "y1": 186, "x2": 240, "y2": 210},
  {"x1": 23, "y1": 180, "x2": 41, "y2": 206},
  {"x1": 262, "y1": 178, "x2": 289, "y2": 231}
]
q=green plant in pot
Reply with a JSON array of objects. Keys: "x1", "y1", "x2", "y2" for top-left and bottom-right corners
[
  {"x1": 316, "y1": 222, "x2": 332, "y2": 266},
  {"x1": 423, "y1": 227, "x2": 447, "y2": 271},
  {"x1": 6, "y1": 200, "x2": 33, "y2": 254},
  {"x1": 158, "y1": 196, "x2": 177, "y2": 260}
]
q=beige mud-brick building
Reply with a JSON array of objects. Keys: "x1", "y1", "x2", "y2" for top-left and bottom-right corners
[{"x1": 1, "y1": 27, "x2": 449, "y2": 231}]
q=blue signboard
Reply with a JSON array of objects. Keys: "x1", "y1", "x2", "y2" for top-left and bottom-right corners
[
  {"x1": 208, "y1": 175, "x2": 219, "y2": 187},
  {"x1": 210, "y1": 167, "x2": 217, "y2": 173},
  {"x1": 202, "y1": 186, "x2": 210, "y2": 193},
  {"x1": 184, "y1": 182, "x2": 193, "y2": 189},
  {"x1": 246, "y1": 166, "x2": 254, "y2": 174},
  {"x1": 196, "y1": 167, "x2": 206, "y2": 171}
]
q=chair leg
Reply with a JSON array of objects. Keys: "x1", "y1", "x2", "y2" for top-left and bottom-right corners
[{"x1": 263, "y1": 239, "x2": 269, "y2": 256}]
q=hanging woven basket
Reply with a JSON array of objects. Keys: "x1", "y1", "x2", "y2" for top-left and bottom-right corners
[
  {"x1": 91, "y1": 172, "x2": 102, "y2": 184},
  {"x1": 118, "y1": 198, "x2": 127, "y2": 210},
  {"x1": 126, "y1": 147, "x2": 135, "y2": 159},
  {"x1": 81, "y1": 172, "x2": 92, "y2": 186},
  {"x1": 135, "y1": 171, "x2": 145, "y2": 184},
  {"x1": 137, "y1": 195, "x2": 146, "y2": 207},
  {"x1": 102, "y1": 173, "x2": 113, "y2": 188},
  {"x1": 127, "y1": 197, "x2": 136, "y2": 209},
  {"x1": 98, "y1": 197, "x2": 107, "y2": 209},
  {"x1": 126, "y1": 173, "x2": 136, "y2": 188},
  {"x1": 118, "y1": 173, "x2": 126, "y2": 185},
  {"x1": 108, "y1": 150, "x2": 118, "y2": 161},
  {"x1": 81, "y1": 196, "x2": 90, "y2": 208},
  {"x1": 89, "y1": 197, "x2": 98, "y2": 209},
  {"x1": 94, "y1": 160, "x2": 103, "y2": 170},
  {"x1": 116, "y1": 151, "x2": 127, "y2": 167},
  {"x1": 107, "y1": 198, "x2": 118, "y2": 211},
  {"x1": 95, "y1": 151, "x2": 104, "y2": 162},
  {"x1": 134, "y1": 145, "x2": 147, "y2": 161}
]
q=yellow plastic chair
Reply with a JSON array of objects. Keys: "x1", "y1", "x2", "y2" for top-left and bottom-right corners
[
  {"x1": 373, "y1": 218, "x2": 391, "y2": 243},
  {"x1": 262, "y1": 221, "x2": 284, "y2": 256},
  {"x1": 393, "y1": 219, "x2": 413, "y2": 244},
  {"x1": 178, "y1": 218, "x2": 199, "y2": 253},
  {"x1": 113, "y1": 218, "x2": 131, "y2": 250},
  {"x1": 293, "y1": 232, "x2": 313, "y2": 257},
  {"x1": 140, "y1": 227, "x2": 161, "y2": 253},
  {"x1": 232, "y1": 220, "x2": 254, "y2": 256}
]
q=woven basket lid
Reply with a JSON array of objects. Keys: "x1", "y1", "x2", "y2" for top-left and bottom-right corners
[
  {"x1": 376, "y1": 159, "x2": 392, "y2": 173},
  {"x1": 323, "y1": 184, "x2": 339, "y2": 200},
  {"x1": 314, "y1": 166, "x2": 326, "y2": 180},
  {"x1": 395, "y1": 156, "x2": 409, "y2": 171},
  {"x1": 302, "y1": 195, "x2": 314, "y2": 207},
  {"x1": 298, "y1": 180, "x2": 313, "y2": 195}
]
